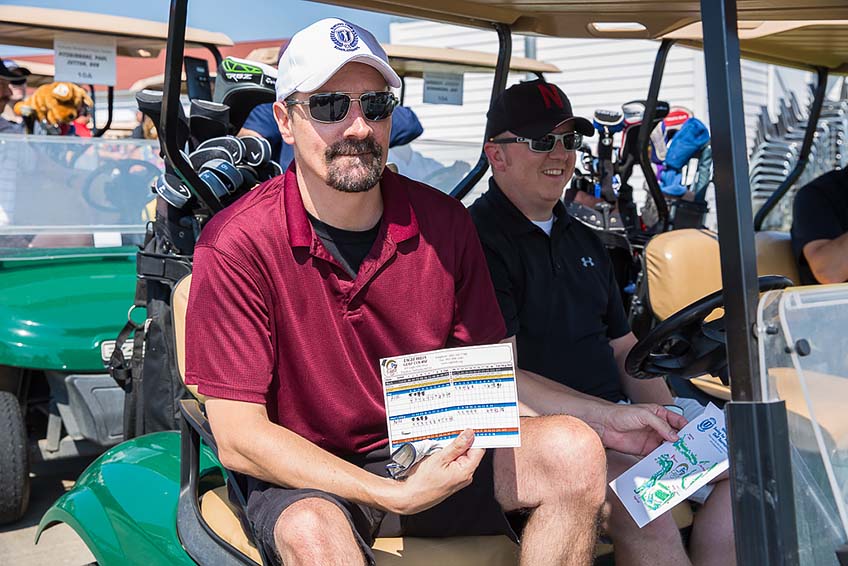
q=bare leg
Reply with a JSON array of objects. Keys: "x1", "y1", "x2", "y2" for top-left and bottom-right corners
[
  {"x1": 494, "y1": 415, "x2": 607, "y2": 566},
  {"x1": 273, "y1": 497, "x2": 366, "y2": 566},
  {"x1": 605, "y1": 451, "x2": 691, "y2": 566},
  {"x1": 689, "y1": 478, "x2": 736, "y2": 566}
]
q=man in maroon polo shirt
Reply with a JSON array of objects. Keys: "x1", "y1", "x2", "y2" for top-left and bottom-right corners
[{"x1": 185, "y1": 18, "x2": 683, "y2": 566}]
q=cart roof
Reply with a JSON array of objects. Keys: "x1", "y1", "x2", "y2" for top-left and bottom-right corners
[
  {"x1": 310, "y1": 1, "x2": 848, "y2": 73},
  {"x1": 0, "y1": 5, "x2": 233, "y2": 57},
  {"x1": 243, "y1": 43, "x2": 559, "y2": 76}
]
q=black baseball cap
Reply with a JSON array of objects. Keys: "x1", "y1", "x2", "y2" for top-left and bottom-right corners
[
  {"x1": 0, "y1": 60, "x2": 30, "y2": 85},
  {"x1": 485, "y1": 79, "x2": 594, "y2": 141}
]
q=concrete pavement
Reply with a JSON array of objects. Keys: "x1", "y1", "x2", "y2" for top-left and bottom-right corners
[{"x1": 0, "y1": 457, "x2": 97, "y2": 566}]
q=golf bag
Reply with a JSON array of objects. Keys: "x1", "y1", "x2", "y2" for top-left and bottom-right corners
[
  {"x1": 109, "y1": 198, "x2": 194, "y2": 439},
  {"x1": 108, "y1": 56, "x2": 279, "y2": 439}
]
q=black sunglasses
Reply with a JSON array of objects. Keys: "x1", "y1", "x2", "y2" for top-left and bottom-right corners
[
  {"x1": 489, "y1": 132, "x2": 583, "y2": 153},
  {"x1": 286, "y1": 91, "x2": 398, "y2": 123}
]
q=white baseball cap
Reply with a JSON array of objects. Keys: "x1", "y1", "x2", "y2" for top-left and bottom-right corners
[{"x1": 275, "y1": 18, "x2": 401, "y2": 101}]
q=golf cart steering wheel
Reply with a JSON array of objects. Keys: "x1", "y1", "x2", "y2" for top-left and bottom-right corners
[
  {"x1": 82, "y1": 159, "x2": 161, "y2": 214},
  {"x1": 625, "y1": 275, "x2": 793, "y2": 383}
]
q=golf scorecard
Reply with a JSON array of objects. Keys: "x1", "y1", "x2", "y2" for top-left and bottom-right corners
[
  {"x1": 380, "y1": 343, "x2": 521, "y2": 477},
  {"x1": 610, "y1": 402, "x2": 730, "y2": 528}
]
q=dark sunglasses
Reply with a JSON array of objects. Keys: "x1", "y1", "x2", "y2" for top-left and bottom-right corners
[
  {"x1": 286, "y1": 91, "x2": 398, "y2": 123},
  {"x1": 489, "y1": 132, "x2": 583, "y2": 153}
]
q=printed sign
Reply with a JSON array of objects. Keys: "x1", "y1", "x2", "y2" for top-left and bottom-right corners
[
  {"x1": 610, "y1": 403, "x2": 729, "y2": 528},
  {"x1": 423, "y1": 72, "x2": 464, "y2": 106},
  {"x1": 54, "y1": 34, "x2": 117, "y2": 86}
]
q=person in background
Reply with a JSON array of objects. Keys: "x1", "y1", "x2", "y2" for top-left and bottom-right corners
[
  {"x1": 73, "y1": 105, "x2": 92, "y2": 137},
  {"x1": 0, "y1": 59, "x2": 28, "y2": 133},
  {"x1": 791, "y1": 167, "x2": 848, "y2": 285},
  {"x1": 469, "y1": 79, "x2": 735, "y2": 566}
]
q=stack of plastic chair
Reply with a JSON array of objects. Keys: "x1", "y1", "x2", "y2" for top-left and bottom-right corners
[{"x1": 749, "y1": 81, "x2": 847, "y2": 231}]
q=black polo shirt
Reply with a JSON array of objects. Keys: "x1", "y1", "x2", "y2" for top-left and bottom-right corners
[
  {"x1": 791, "y1": 168, "x2": 848, "y2": 285},
  {"x1": 469, "y1": 179, "x2": 630, "y2": 402}
]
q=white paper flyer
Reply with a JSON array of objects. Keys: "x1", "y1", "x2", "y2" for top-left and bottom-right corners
[
  {"x1": 380, "y1": 343, "x2": 520, "y2": 453},
  {"x1": 610, "y1": 402, "x2": 729, "y2": 528}
]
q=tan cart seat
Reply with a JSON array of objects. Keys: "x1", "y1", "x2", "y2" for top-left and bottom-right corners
[
  {"x1": 644, "y1": 229, "x2": 800, "y2": 400},
  {"x1": 172, "y1": 275, "x2": 520, "y2": 565},
  {"x1": 769, "y1": 367, "x2": 848, "y2": 456},
  {"x1": 200, "y1": 485, "x2": 520, "y2": 566}
]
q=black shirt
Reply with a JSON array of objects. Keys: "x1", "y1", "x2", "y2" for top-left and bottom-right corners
[
  {"x1": 791, "y1": 169, "x2": 848, "y2": 285},
  {"x1": 307, "y1": 213, "x2": 381, "y2": 278},
  {"x1": 469, "y1": 180, "x2": 630, "y2": 402}
]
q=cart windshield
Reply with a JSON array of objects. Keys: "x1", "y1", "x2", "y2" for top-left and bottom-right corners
[
  {"x1": 759, "y1": 286, "x2": 848, "y2": 566},
  {"x1": 0, "y1": 134, "x2": 161, "y2": 258},
  {"x1": 388, "y1": 138, "x2": 486, "y2": 200}
]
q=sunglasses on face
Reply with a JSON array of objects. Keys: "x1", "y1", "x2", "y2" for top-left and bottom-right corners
[
  {"x1": 489, "y1": 132, "x2": 583, "y2": 153},
  {"x1": 285, "y1": 91, "x2": 398, "y2": 123}
]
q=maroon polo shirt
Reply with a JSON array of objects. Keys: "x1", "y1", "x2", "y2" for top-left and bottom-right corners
[{"x1": 185, "y1": 166, "x2": 506, "y2": 456}]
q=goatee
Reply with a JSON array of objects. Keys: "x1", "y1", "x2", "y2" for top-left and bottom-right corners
[{"x1": 325, "y1": 137, "x2": 384, "y2": 193}]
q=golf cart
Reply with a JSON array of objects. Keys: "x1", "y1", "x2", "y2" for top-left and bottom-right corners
[
  {"x1": 0, "y1": 6, "x2": 233, "y2": 525},
  {"x1": 36, "y1": 1, "x2": 848, "y2": 565}
]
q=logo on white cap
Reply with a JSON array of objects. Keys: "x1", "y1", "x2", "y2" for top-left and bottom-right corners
[{"x1": 330, "y1": 22, "x2": 359, "y2": 52}]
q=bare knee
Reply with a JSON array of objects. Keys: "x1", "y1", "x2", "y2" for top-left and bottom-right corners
[
  {"x1": 274, "y1": 497, "x2": 359, "y2": 560},
  {"x1": 530, "y1": 415, "x2": 607, "y2": 503}
]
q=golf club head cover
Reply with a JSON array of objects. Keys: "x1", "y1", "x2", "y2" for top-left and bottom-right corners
[
  {"x1": 199, "y1": 169, "x2": 231, "y2": 199},
  {"x1": 195, "y1": 135, "x2": 245, "y2": 164},
  {"x1": 188, "y1": 147, "x2": 234, "y2": 170},
  {"x1": 189, "y1": 99, "x2": 231, "y2": 149},
  {"x1": 155, "y1": 173, "x2": 192, "y2": 209},
  {"x1": 199, "y1": 158, "x2": 244, "y2": 193},
  {"x1": 255, "y1": 160, "x2": 284, "y2": 182},
  {"x1": 136, "y1": 89, "x2": 191, "y2": 155},
  {"x1": 237, "y1": 164, "x2": 260, "y2": 190},
  {"x1": 239, "y1": 135, "x2": 272, "y2": 167}
]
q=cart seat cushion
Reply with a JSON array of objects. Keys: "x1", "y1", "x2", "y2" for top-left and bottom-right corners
[
  {"x1": 172, "y1": 274, "x2": 207, "y2": 403},
  {"x1": 199, "y1": 486, "x2": 521, "y2": 566},
  {"x1": 755, "y1": 231, "x2": 799, "y2": 285},
  {"x1": 645, "y1": 229, "x2": 800, "y2": 322},
  {"x1": 645, "y1": 229, "x2": 722, "y2": 321}
]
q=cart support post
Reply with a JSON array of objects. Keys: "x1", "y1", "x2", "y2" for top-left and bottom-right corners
[
  {"x1": 92, "y1": 86, "x2": 113, "y2": 137},
  {"x1": 700, "y1": 0, "x2": 800, "y2": 563},
  {"x1": 700, "y1": 0, "x2": 761, "y2": 402},
  {"x1": 163, "y1": 0, "x2": 222, "y2": 212},
  {"x1": 753, "y1": 67, "x2": 829, "y2": 231},
  {"x1": 450, "y1": 23, "x2": 511, "y2": 200},
  {"x1": 637, "y1": 38, "x2": 675, "y2": 229},
  {"x1": 726, "y1": 402, "x2": 799, "y2": 565}
]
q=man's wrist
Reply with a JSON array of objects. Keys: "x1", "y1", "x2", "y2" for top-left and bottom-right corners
[
  {"x1": 368, "y1": 475, "x2": 404, "y2": 514},
  {"x1": 582, "y1": 400, "x2": 612, "y2": 439}
]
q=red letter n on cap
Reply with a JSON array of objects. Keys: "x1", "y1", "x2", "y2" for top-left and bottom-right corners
[{"x1": 538, "y1": 84, "x2": 563, "y2": 109}]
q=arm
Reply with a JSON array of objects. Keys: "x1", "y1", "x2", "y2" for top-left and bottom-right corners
[
  {"x1": 792, "y1": 177, "x2": 848, "y2": 284},
  {"x1": 803, "y1": 233, "x2": 848, "y2": 284},
  {"x1": 613, "y1": 332, "x2": 674, "y2": 405},
  {"x1": 503, "y1": 336, "x2": 685, "y2": 456},
  {"x1": 207, "y1": 398, "x2": 485, "y2": 516},
  {"x1": 237, "y1": 127, "x2": 263, "y2": 138}
]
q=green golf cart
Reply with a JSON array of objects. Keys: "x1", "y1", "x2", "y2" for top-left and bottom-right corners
[
  {"x1": 0, "y1": 6, "x2": 233, "y2": 525},
  {"x1": 36, "y1": 1, "x2": 848, "y2": 565}
]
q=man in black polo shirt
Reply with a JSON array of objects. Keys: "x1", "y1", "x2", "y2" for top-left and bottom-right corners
[
  {"x1": 469, "y1": 80, "x2": 735, "y2": 566},
  {"x1": 791, "y1": 168, "x2": 848, "y2": 285}
]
